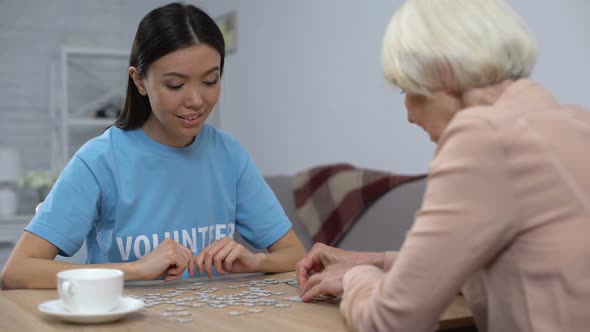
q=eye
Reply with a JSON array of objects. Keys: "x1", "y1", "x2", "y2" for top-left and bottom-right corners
[
  {"x1": 203, "y1": 78, "x2": 218, "y2": 86},
  {"x1": 166, "y1": 84, "x2": 183, "y2": 90}
]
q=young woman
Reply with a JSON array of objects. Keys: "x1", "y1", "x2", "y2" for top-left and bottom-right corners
[{"x1": 1, "y1": 2, "x2": 305, "y2": 289}]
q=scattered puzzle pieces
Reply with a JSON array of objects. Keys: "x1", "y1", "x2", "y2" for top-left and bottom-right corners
[{"x1": 134, "y1": 277, "x2": 305, "y2": 324}]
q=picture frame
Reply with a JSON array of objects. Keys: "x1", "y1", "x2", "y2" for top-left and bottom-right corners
[{"x1": 215, "y1": 11, "x2": 237, "y2": 54}]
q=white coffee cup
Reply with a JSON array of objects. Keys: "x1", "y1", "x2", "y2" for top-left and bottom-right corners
[{"x1": 57, "y1": 268, "x2": 124, "y2": 314}]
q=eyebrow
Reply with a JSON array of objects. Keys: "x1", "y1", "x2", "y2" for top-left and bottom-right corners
[{"x1": 162, "y1": 66, "x2": 221, "y2": 78}]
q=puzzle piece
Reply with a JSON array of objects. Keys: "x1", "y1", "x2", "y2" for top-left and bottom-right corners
[{"x1": 138, "y1": 277, "x2": 306, "y2": 323}]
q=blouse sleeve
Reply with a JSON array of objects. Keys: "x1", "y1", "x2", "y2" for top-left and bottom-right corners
[
  {"x1": 383, "y1": 251, "x2": 398, "y2": 272},
  {"x1": 340, "y1": 113, "x2": 520, "y2": 331}
]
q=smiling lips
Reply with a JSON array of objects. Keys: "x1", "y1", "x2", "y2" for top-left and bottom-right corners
[
  {"x1": 177, "y1": 112, "x2": 204, "y2": 126},
  {"x1": 178, "y1": 113, "x2": 200, "y2": 120}
]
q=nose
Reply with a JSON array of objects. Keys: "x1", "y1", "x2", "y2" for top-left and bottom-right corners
[
  {"x1": 404, "y1": 95, "x2": 414, "y2": 124},
  {"x1": 185, "y1": 87, "x2": 204, "y2": 108}
]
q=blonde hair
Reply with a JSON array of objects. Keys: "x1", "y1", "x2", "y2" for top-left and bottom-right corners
[{"x1": 382, "y1": 0, "x2": 538, "y2": 95}]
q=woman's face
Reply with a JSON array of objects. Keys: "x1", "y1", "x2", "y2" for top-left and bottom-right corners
[
  {"x1": 131, "y1": 43, "x2": 222, "y2": 147},
  {"x1": 404, "y1": 90, "x2": 463, "y2": 143}
]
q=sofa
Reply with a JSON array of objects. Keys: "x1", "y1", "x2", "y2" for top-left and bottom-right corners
[{"x1": 260, "y1": 175, "x2": 427, "y2": 252}]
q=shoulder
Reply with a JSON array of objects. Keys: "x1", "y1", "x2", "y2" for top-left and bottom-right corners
[
  {"x1": 439, "y1": 108, "x2": 500, "y2": 146},
  {"x1": 74, "y1": 126, "x2": 133, "y2": 165},
  {"x1": 200, "y1": 124, "x2": 248, "y2": 155},
  {"x1": 201, "y1": 124, "x2": 241, "y2": 145},
  {"x1": 76, "y1": 127, "x2": 115, "y2": 156},
  {"x1": 434, "y1": 109, "x2": 505, "y2": 168}
]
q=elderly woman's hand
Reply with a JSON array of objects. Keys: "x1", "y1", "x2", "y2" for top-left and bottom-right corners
[
  {"x1": 296, "y1": 243, "x2": 388, "y2": 291},
  {"x1": 299, "y1": 263, "x2": 355, "y2": 301},
  {"x1": 296, "y1": 243, "x2": 354, "y2": 290}
]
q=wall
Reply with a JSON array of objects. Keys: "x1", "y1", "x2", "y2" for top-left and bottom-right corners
[
  {"x1": 200, "y1": 0, "x2": 590, "y2": 175},
  {"x1": 0, "y1": 0, "x2": 176, "y2": 171},
  {"x1": 201, "y1": 0, "x2": 430, "y2": 175},
  {"x1": 1, "y1": 0, "x2": 589, "y2": 184}
]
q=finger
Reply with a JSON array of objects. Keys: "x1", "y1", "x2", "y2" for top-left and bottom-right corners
[
  {"x1": 300, "y1": 273, "x2": 323, "y2": 300},
  {"x1": 300, "y1": 280, "x2": 330, "y2": 302},
  {"x1": 297, "y1": 254, "x2": 324, "y2": 289},
  {"x1": 195, "y1": 246, "x2": 208, "y2": 274},
  {"x1": 166, "y1": 266, "x2": 182, "y2": 278},
  {"x1": 164, "y1": 264, "x2": 182, "y2": 281},
  {"x1": 195, "y1": 237, "x2": 231, "y2": 274},
  {"x1": 213, "y1": 242, "x2": 236, "y2": 275},
  {"x1": 176, "y1": 246, "x2": 192, "y2": 277},
  {"x1": 203, "y1": 246, "x2": 221, "y2": 278},
  {"x1": 197, "y1": 237, "x2": 232, "y2": 276},
  {"x1": 163, "y1": 244, "x2": 192, "y2": 279},
  {"x1": 204, "y1": 237, "x2": 232, "y2": 254},
  {"x1": 166, "y1": 253, "x2": 187, "y2": 277},
  {"x1": 195, "y1": 244, "x2": 217, "y2": 275},
  {"x1": 171, "y1": 247, "x2": 188, "y2": 273},
  {"x1": 296, "y1": 257, "x2": 313, "y2": 288},
  {"x1": 180, "y1": 245, "x2": 195, "y2": 277},
  {"x1": 223, "y1": 245, "x2": 245, "y2": 272},
  {"x1": 164, "y1": 271, "x2": 182, "y2": 282},
  {"x1": 295, "y1": 257, "x2": 308, "y2": 278},
  {"x1": 195, "y1": 250, "x2": 205, "y2": 275}
]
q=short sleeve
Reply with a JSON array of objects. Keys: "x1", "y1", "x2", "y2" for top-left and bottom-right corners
[
  {"x1": 25, "y1": 155, "x2": 101, "y2": 256},
  {"x1": 233, "y1": 144, "x2": 291, "y2": 249}
]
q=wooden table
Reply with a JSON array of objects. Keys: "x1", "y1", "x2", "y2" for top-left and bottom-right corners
[{"x1": 0, "y1": 272, "x2": 474, "y2": 331}]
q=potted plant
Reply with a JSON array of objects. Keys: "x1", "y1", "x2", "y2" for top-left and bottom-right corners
[{"x1": 19, "y1": 171, "x2": 58, "y2": 207}]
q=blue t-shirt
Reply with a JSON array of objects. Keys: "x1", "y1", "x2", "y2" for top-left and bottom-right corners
[{"x1": 27, "y1": 124, "x2": 291, "y2": 271}]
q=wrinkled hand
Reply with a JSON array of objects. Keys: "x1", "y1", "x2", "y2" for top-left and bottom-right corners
[
  {"x1": 299, "y1": 263, "x2": 354, "y2": 301},
  {"x1": 296, "y1": 243, "x2": 358, "y2": 291},
  {"x1": 134, "y1": 238, "x2": 195, "y2": 282},
  {"x1": 194, "y1": 237, "x2": 261, "y2": 278}
]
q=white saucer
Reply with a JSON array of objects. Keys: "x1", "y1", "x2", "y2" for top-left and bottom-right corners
[{"x1": 38, "y1": 296, "x2": 144, "y2": 324}]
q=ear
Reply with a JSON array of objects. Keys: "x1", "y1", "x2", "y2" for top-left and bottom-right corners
[{"x1": 128, "y1": 66, "x2": 147, "y2": 96}]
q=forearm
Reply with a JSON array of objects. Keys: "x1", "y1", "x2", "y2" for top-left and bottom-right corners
[
  {"x1": 256, "y1": 245, "x2": 306, "y2": 273},
  {"x1": 341, "y1": 260, "x2": 448, "y2": 332},
  {"x1": 254, "y1": 229, "x2": 306, "y2": 273},
  {"x1": 1, "y1": 257, "x2": 142, "y2": 290},
  {"x1": 351, "y1": 251, "x2": 392, "y2": 270},
  {"x1": 340, "y1": 266, "x2": 391, "y2": 331}
]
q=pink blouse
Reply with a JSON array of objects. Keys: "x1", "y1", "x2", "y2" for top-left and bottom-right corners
[{"x1": 340, "y1": 80, "x2": 590, "y2": 332}]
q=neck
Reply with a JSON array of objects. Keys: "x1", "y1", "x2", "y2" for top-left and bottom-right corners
[
  {"x1": 461, "y1": 80, "x2": 515, "y2": 108},
  {"x1": 142, "y1": 116, "x2": 194, "y2": 148}
]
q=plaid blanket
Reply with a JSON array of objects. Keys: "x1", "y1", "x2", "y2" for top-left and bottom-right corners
[{"x1": 293, "y1": 163, "x2": 426, "y2": 246}]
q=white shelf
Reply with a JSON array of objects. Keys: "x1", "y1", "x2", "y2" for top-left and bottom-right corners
[
  {"x1": 68, "y1": 118, "x2": 116, "y2": 127},
  {"x1": 56, "y1": 47, "x2": 129, "y2": 169},
  {"x1": 70, "y1": 87, "x2": 124, "y2": 118}
]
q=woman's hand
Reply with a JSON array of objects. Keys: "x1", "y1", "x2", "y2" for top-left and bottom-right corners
[
  {"x1": 194, "y1": 237, "x2": 261, "y2": 278},
  {"x1": 296, "y1": 243, "x2": 387, "y2": 291},
  {"x1": 132, "y1": 238, "x2": 195, "y2": 282},
  {"x1": 299, "y1": 263, "x2": 353, "y2": 301},
  {"x1": 295, "y1": 243, "x2": 359, "y2": 290}
]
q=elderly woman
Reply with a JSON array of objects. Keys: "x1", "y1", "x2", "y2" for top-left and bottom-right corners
[{"x1": 295, "y1": 0, "x2": 590, "y2": 331}]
